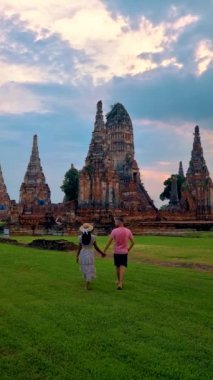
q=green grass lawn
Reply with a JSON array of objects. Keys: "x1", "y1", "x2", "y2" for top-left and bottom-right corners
[
  {"x1": 11, "y1": 232, "x2": 213, "y2": 267},
  {"x1": 0, "y1": 236, "x2": 213, "y2": 380}
]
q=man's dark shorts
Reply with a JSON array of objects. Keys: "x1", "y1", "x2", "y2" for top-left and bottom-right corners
[{"x1": 114, "y1": 253, "x2": 128, "y2": 267}]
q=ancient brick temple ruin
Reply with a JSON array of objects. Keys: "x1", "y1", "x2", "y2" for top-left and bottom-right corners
[
  {"x1": 181, "y1": 126, "x2": 213, "y2": 218},
  {"x1": 19, "y1": 134, "x2": 51, "y2": 210},
  {"x1": 0, "y1": 103, "x2": 213, "y2": 234},
  {"x1": 77, "y1": 101, "x2": 157, "y2": 232},
  {"x1": 78, "y1": 101, "x2": 120, "y2": 209},
  {"x1": 0, "y1": 165, "x2": 10, "y2": 219},
  {"x1": 79, "y1": 101, "x2": 155, "y2": 211},
  {"x1": 160, "y1": 125, "x2": 213, "y2": 224}
]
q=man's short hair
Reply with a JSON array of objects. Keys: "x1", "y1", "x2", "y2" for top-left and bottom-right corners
[{"x1": 115, "y1": 216, "x2": 124, "y2": 223}]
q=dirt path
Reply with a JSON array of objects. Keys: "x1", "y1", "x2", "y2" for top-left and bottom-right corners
[{"x1": 138, "y1": 258, "x2": 213, "y2": 272}]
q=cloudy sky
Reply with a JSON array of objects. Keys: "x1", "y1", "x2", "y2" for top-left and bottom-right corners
[{"x1": 0, "y1": 0, "x2": 213, "y2": 207}]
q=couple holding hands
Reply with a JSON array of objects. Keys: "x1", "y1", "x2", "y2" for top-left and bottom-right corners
[{"x1": 76, "y1": 217, "x2": 134, "y2": 290}]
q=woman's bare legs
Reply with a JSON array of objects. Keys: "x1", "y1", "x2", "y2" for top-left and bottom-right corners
[{"x1": 86, "y1": 281, "x2": 92, "y2": 290}]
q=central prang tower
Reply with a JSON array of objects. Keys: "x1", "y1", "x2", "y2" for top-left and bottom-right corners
[
  {"x1": 78, "y1": 101, "x2": 156, "y2": 213},
  {"x1": 106, "y1": 103, "x2": 135, "y2": 177},
  {"x1": 78, "y1": 101, "x2": 119, "y2": 209}
]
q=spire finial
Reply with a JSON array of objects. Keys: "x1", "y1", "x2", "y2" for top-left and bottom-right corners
[
  {"x1": 194, "y1": 125, "x2": 199, "y2": 135},
  {"x1": 31, "y1": 134, "x2": 40, "y2": 162},
  {"x1": 32, "y1": 134, "x2": 38, "y2": 149},
  {"x1": 97, "y1": 100, "x2": 102, "y2": 112},
  {"x1": 178, "y1": 161, "x2": 184, "y2": 177},
  {"x1": 94, "y1": 100, "x2": 104, "y2": 130}
]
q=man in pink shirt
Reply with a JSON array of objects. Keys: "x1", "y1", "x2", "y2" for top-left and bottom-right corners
[{"x1": 104, "y1": 217, "x2": 134, "y2": 290}]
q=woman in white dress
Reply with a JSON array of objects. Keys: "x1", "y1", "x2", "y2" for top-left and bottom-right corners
[{"x1": 76, "y1": 223, "x2": 105, "y2": 290}]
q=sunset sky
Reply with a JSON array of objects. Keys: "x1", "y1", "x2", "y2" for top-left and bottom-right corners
[{"x1": 0, "y1": 0, "x2": 213, "y2": 207}]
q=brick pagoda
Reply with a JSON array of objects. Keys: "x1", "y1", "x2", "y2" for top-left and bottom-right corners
[
  {"x1": 79, "y1": 101, "x2": 156, "y2": 211},
  {"x1": 78, "y1": 100, "x2": 119, "y2": 209},
  {"x1": 19, "y1": 135, "x2": 51, "y2": 211},
  {"x1": 181, "y1": 126, "x2": 213, "y2": 217},
  {"x1": 0, "y1": 164, "x2": 10, "y2": 219},
  {"x1": 106, "y1": 103, "x2": 156, "y2": 212}
]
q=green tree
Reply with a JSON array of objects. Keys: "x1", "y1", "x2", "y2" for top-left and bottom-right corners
[
  {"x1": 61, "y1": 165, "x2": 79, "y2": 201},
  {"x1": 160, "y1": 175, "x2": 185, "y2": 201}
]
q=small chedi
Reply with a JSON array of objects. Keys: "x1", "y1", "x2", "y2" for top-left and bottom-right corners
[
  {"x1": 16, "y1": 135, "x2": 52, "y2": 233},
  {"x1": 19, "y1": 134, "x2": 51, "y2": 210},
  {"x1": 0, "y1": 102, "x2": 213, "y2": 234},
  {"x1": 181, "y1": 126, "x2": 213, "y2": 216}
]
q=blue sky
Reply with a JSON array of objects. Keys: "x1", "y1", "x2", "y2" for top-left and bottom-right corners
[{"x1": 0, "y1": 0, "x2": 212, "y2": 207}]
